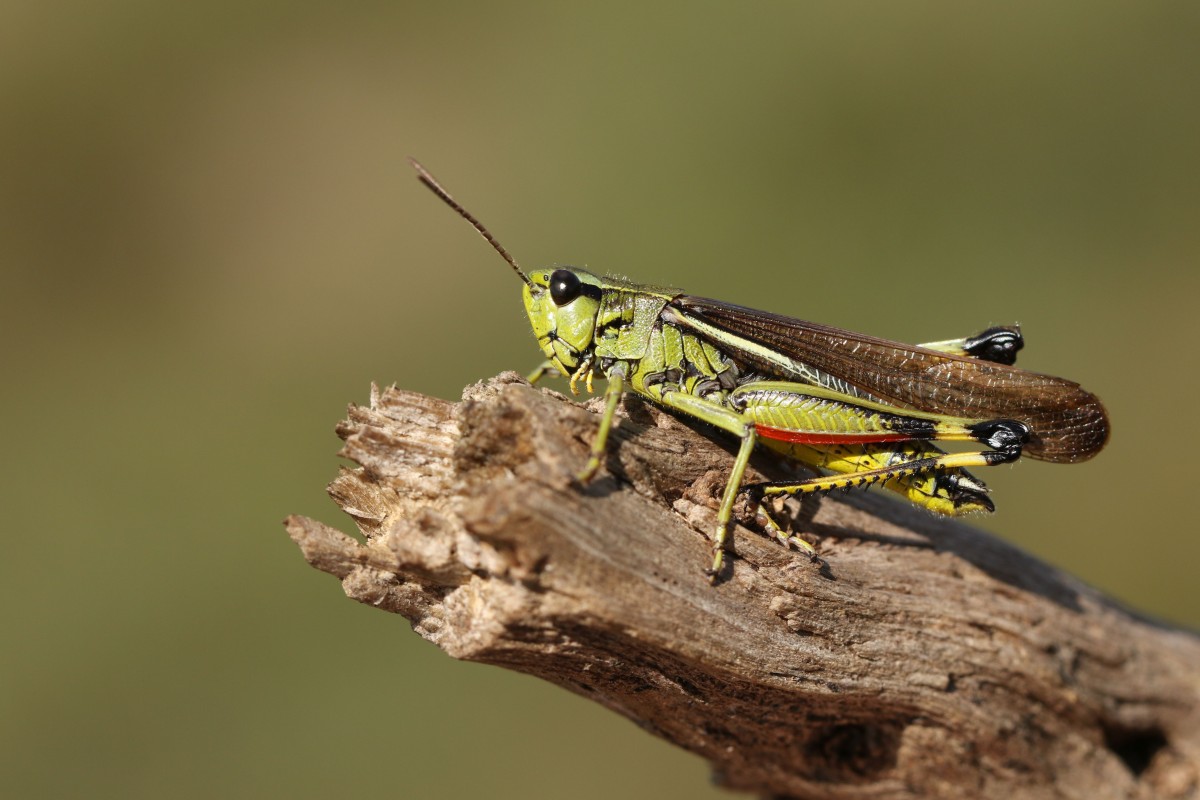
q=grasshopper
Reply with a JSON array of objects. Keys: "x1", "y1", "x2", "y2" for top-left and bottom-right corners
[{"x1": 412, "y1": 160, "x2": 1109, "y2": 580}]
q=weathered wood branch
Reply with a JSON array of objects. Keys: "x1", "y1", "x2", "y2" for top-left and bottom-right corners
[{"x1": 285, "y1": 373, "x2": 1200, "y2": 799}]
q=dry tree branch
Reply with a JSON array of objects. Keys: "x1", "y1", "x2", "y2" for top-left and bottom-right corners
[{"x1": 285, "y1": 373, "x2": 1200, "y2": 799}]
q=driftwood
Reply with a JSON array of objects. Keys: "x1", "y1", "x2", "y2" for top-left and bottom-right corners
[{"x1": 285, "y1": 373, "x2": 1200, "y2": 799}]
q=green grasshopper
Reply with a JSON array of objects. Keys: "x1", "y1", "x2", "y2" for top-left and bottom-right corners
[{"x1": 412, "y1": 160, "x2": 1109, "y2": 580}]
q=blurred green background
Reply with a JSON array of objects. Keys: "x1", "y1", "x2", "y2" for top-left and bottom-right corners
[{"x1": 3, "y1": 1, "x2": 1197, "y2": 797}]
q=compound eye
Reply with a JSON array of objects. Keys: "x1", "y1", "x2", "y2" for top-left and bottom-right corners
[{"x1": 549, "y1": 269, "x2": 582, "y2": 306}]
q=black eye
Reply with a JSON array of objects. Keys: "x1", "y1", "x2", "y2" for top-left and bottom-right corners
[{"x1": 549, "y1": 269, "x2": 582, "y2": 305}]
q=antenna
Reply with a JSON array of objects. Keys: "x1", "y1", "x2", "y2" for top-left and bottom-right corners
[{"x1": 409, "y1": 158, "x2": 531, "y2": 287}]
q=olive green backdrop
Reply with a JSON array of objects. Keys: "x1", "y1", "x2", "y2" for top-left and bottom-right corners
[{"x1": 3, "y1": 2, "x2": 1197, "y2": 797}]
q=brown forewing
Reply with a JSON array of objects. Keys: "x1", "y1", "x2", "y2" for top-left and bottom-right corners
[{"x1": 670, "y1": 296, "x2": 1109, "y2": 463}]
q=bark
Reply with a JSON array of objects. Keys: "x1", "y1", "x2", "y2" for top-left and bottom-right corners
[{"x1": 284, "y1": 373, "x2": 1200, "y2": 799}]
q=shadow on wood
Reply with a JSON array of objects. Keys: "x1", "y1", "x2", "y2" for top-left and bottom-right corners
[{"x1": 285, "y1": 374, "x2": 1200, "y2": 799}]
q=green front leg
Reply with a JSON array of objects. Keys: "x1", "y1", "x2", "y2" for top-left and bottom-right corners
[
  {"x1": 527, "y1": 360, "x2": 559, "y2": 384},
  {"x1": 577, "y1": 363, "x2": 627, "y2": 483}
]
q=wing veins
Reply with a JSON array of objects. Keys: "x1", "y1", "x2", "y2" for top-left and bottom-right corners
[{"x1": 670, "y1": 296, "x2": 1109, "y2": 462}]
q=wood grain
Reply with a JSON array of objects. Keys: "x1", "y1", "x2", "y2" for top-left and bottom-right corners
[{"x1": 285, "y1": 374, "x2": 1199, "y2": 799}]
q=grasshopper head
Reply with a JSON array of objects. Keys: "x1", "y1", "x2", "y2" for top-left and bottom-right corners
[
  {"x1": 407, "y1": 162, "x2": 604, "y2": 374},
  {"x1": 523, "y1": 267, "x2": 604, "y2": 373}
]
